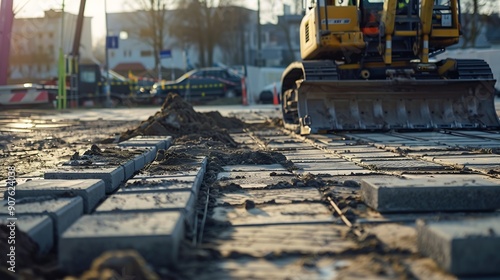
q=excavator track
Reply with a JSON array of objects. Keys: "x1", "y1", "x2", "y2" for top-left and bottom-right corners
[{"x1": 281, "y1": 59, "x2": 500, "y2": 134}]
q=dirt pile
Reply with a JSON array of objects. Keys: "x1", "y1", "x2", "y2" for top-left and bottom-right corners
[{"x1": 119, "y1": 94, "x2": 246, "y2": 146}]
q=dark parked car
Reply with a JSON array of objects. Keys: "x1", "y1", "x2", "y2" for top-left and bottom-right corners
[{"x1": 150, "y1": 67, "x2": 243, "y2": 103}]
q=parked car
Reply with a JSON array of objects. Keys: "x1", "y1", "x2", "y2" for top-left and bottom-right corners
[
  {"x1": 258, "y1": 82, "x2": 281, "y2": 104},
  {"x1": 150, "y1": 68, "x2": 242, "y2": 104}
]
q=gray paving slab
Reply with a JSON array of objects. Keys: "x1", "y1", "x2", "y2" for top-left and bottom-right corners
[
  {"x1": 216, "y1": 188, "x2": 321, "y2": 205},
  {"x1": 205, "y1": 224, "x2": 356, "y2": 258},
  {"x1": 9, "y1": 179, "x2": 105, "y2": 213},
  {"x1": 280, "y1": 149, "x2": 342, "y2": 160},
  {"x1": 265, "y1": 142, "x2": 313, "y2": 150},
  {"x1": 0, "y1": 197, "x2": 83, "y2": 237},
  {"x1": 95, "y1": 192, "x2": 194, "y2": 214},
  {"x1": 452, "y1": 130, "x2": 500, "y2": 140},
  {"x1": 0, "y1": 215, "x2": 53, "y2": 254},
  {"x1": 343, "y1": 133, "x2": 415, "y2": 143},
  {"x1": 293, "y1": 169, "x2": 374, "y2": 176},
  {"x1": 118, "y1": 136, "x2": 172, "y2": 150},
  {"x1": 325, "y1": 145, "x2": 380, "y2": 153},
  {"x1": 294, "y1": 161, "x2": 364, "y2": 171},
  {"x1": 132, "y1": 173, "x2": 203, "y2": 194},
  {"x1": 132, "y1": 152, "x2": 146, "y2": 171},
  {"x1": 44, "y1": 166, "x2": 124, "y2": 194},
  {"x1": 143, "y1": 147, "x2": 158, "y2": 164},
  {"x1": 217, "y1": 172, "x2": 296, "y2": 189},
  {"x1": 59, "y1": 211, "x2": 183, "y2": 273},
  {"x1": 211, "y1": 203, "x2": 336, "y2": 226},
  {"x1": 119, "y1": 178, "x2": 195, "y2": 194},
  {"x1": 361, "y1": 176, "x2": 500, "y2": 213},
  {"x1": 222, "y1": 164, "x2": 288, "y2": 172},
  {"x1": 381, "y1": 144, "x2": 451, "y2": 152},
  {"x1": 425, "y1": 155, "x2": 500, "y2": 167},
  {"x1": 121, "y1": 159, "x2": 135, "y2": 180},
  {"x1": 417, "y1": 217, "x2": 500, "y2": 276},
  {"x1": 358, "y1": 159, "x2": 445, "y2": 171}
]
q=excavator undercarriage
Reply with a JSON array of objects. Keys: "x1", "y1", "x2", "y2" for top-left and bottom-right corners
[{"x1": 281, "y1": 0, "x2": 500, "y2": 134}]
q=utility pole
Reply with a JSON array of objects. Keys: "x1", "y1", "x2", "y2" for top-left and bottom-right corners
[
  {"x1": 0, "y1": 0, "x2": 14, "y2": 85},
  {"x1": 57, "y1": 0, "x2": 66, "y2": 110},
  {"x1": 104, "y1": 0, "x2": 112, "y2": 107},
  {"x1": 257, "y1": 0, "x2": 262, "y2": 66}
]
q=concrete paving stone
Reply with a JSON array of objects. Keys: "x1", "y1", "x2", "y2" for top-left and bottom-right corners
[
  {"x1": 294, "y1": 161, "x2": 364, "y2": 171},
  {"x1": 465, "y1": 164, "x2": 500, "y2": 174},
  {"x1": 343, "y1": 133, "x2": 416, "y2": 143},
  {"x1": 143, "y1": 147, "x2": 158, "y2": 164},
  {"x1": 217, "y1": 172, "x2": 296, "y2": 189},
  {"x1": 324, "y1": 145, "x2": 378, "y2": 153},
  {"x1": 222, "y1": 164, "x2": 288, "y2": 172},
  {"x1": 452, "y1": 130, "x2": 500, "y2": 140},
  {"x1": 205, "y1": 224, "x2": 356, "y2": 258},
  {"x1": 265, "y1": 142, "x2": 314, "y2": 151},
  {"x1": 59, "y1": 211, "x2": 183, "y2": 274},
  {"x1": 216, "y1": 187, "x2": 321, "y2": 205},
  {"x1": 306, "y1": 134, "x2": 346, "y2": 143},
  {"x1": 0, "y1": 215, "x2": 53, "y2": 254},
  {"x1": 417, "y1": 217, "x2": 500, "y2": 276},
  {"x1": 9, "y1": 179, "x2": 105, "y2": 214},
  {"x1": 95, "y1": 192, "x2": 194, "y2": 214},
  {"x1": 119, "y1": 178, "x2": 195, "y2": 194},
  {"x1": 0, "y1": 177, "x2": 43, "y2": 200},
  {"x1": 293, "y1": 169, "x2": 374, "y2": 176},
  {"x1": 425, "y1": 155, "x2": 500, "y2": 167},
  {"x1": 361, "y1": 176, "x2": 500, "y2": 213},
  {"x1": 339, "y1": 152, "x2": 404, "y2": 162},
  {"x1": 211, "y1": 203, "x2": 337, "y2": 226},
  {"x1": 132, "y1": 152, "x2": 146, "y2": 171},
  {"x1": 405, "y1": 150, "x2": 472, "y2": 158},
  {"x1": 381, "y1": 144, "x2": 453, "y2": 152},
  {"x1": 118, "y1": 136, "x2": 172, "y2": 150},
  {"x1": 44, "y1": 166, "x2": 124, "y2": 194},
  {"x1": 121, "y1": 159, "x2": 135, "y2": 180},
  {"x1": 280, "y1": 149, "x2": 342, "y2": 160},
  {"x1": 358, "y1": 159, "x2": 445, "y2": 171},
  {"x1": 397, "y1": 132, "x2": 467, "y2": 141},
  {"x1": 0, "y1": 197, "x2": 83, "y2": 237}
]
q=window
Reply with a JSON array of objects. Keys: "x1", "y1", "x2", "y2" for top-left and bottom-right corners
[{"x1": 140, "y1": 50, "x2": 152, "y2": 57}]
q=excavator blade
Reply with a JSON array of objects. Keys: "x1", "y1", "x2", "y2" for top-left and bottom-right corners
[{"x1": 296, "y1": 79, "x2": 500, "y2": 134}]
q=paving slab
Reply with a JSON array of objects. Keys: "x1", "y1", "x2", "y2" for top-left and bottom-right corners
[
  {"x1": 417, "y1": 217, "x2": 500, "y2": 276},
  {"x1": 0, "y1": 215, "x2": 53, "y2": 254},
  {"x1": 119, "y1": 178, "x2": 195, "y2": 194},
  {"x1": 221, "y1": 164, "x2": 288, "y2": 173},
  {"x1": 132, "y1": 152, "x2": 146, "y2": 171},
  {"x1": 95, "y1": 192, "x2": 194, "y2": 214},
  {"x1": 344, "y1": 133, "x2": 416, "y2": 143},
  {"x1": 293, "y1": 169, "x2": 374, "y2": 176},
  {"x1": 211, "y1": 203, "x2": 336, "y2": 226},
  {"x1": 0, "y1": 197, "x2": 83, "y2": 237},
  {"x1": 217, "y1": 172, "x2": 296, "y2": 189},
  {"x1": 205, "y1": 224, "x2": 356, "y2": 258},
  {"x1": 118, "y1": 136, "x2": 172, "y2": 150},
  {"x1": 121, "y1": 159, "x2": 135, "y2": 180},
  {"x1": 358, "y1": 159, "x2": 445, "y2": 171},
  {"x1": 216, "y1": 188, "x2": 321, "y2": 205},
  {"x1": 424, "y1": 155, "x2": 500, "y2": 167},
  {"x1": 294, "y1": 161, "x2": 364, "y2": 171},
  {"x1": 132, "y1": 173, "x2": 203, "y2": 194},
  {"x1": 280, "y1": 149, "x2": 342, "y2": 160},
  {"x1": 361, "y1": 176, "x2": 500, "y2": 213},
  {"x1": 44, "y1": 166, "x2": 124, "y2": 194},
  {"x1": 59, "y1": 211, "x2": 183, "y2": 273},
  {"x1": 9, "y1": 179, "x2": 105, "y2": 213},
  {"x1": 143, "y1": 147, "x2": 158, "y2": 164},
  {"x1": 265, "y1": 142, "x2": 313, "y2": 150}
]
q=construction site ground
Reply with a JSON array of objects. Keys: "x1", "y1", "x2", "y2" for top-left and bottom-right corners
[{"x1": 1, "y1": 98, "x2": 500, "y2": 280}]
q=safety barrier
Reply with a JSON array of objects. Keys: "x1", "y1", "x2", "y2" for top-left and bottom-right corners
[{"x1": 0, "y1": 84, "x2": 57, "y2": 106}]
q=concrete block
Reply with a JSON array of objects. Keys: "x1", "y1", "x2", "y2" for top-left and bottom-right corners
[
  {"x1": 95, "y1": 192, "x2": 194, "y2": 213},
  {"x1": 143, "y1": 147, "x2": 158, "y2": 164},
  {"x1": 361, "y1": 176, "x2": 500, "y2": 212},
  {"x1": 121, "y1": 159, "x2": 135, "y2": 180},
  {"x1": 222, "y1": 164, "x2": 288, "y2": 172},
  {"x1": 59, "y1": 211, "x2": 183, "y2": 273},
  {"x1": 119, "y1": 178, "x2": 195, "y2": 193},
  {"x1": 0, "y1": 197, "x2": 83, "y2": 237},
  {"x1": 118, "y1": 136, "x2": 172, "y2": 150},
  {"x1": 358, "y1": 159, "x2": 445, "y2": 171},
  {"x1": 10, "y1": 179, "x2": 105, "y2": 213},
  {"x1": 133, "y1": 153, "x2": 146, "y2": 171},
  {"x1": 0, "y1": 215, "x2": 53, "y2": 254},
  {"x1": 44, "y1": 166, "x2": 125, "y2": 194},
  {"x1": 417, "y1": 217, "x2": 500, "y2": 276}
]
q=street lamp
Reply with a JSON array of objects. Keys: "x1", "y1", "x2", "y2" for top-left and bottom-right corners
[{"x1": 104, "y1": 0, "x2": 112, "y2": 107}]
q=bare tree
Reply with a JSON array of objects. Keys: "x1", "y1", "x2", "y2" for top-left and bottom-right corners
[
  {"x1": 460, "y1": 0, "x2": 498, "y2": 48},
  {"x1": 169, "y1": 0, "x2": 244, "y2": 67},
  {"x1": 125, "y1": 0, "x2": 173, "y2": 72}
]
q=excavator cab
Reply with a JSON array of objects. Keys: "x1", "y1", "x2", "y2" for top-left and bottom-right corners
[{"x1": 281, "y1": 0, "x2": 499, "y2": 134}]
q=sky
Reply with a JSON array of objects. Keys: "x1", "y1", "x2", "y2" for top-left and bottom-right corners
[{"x1": 11, "y1": 0, "x2": 300, "y2": 46}]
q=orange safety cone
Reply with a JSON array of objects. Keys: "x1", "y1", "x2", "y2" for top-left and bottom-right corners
[
  {"x1": 241, "y1": 77, "x2": 248, "y2": 106},
  {"x1": 272, "y1": 82, "x2": 279, "y2": 105}
]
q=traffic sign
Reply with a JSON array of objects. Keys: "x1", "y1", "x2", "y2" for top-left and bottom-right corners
[
  {"x1": 106, "y1": 36, "x2": 119, "y2": 49},
  {"x1": 160, "y1": 49, "x2": 172, "y2": 59}
]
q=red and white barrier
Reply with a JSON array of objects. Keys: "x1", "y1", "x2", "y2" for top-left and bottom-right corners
[{"x1": 0, "y1": 84, "x2": 51, "y2": 106}]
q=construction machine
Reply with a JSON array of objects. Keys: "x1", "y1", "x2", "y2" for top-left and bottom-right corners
[{"x1": 281, "y1": 0, "x2": 500, "y2": 134}]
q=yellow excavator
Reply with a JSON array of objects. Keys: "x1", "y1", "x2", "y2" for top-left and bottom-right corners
[{"x1": 281, "y1": 0, "x2": 500, "y2": 134}]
